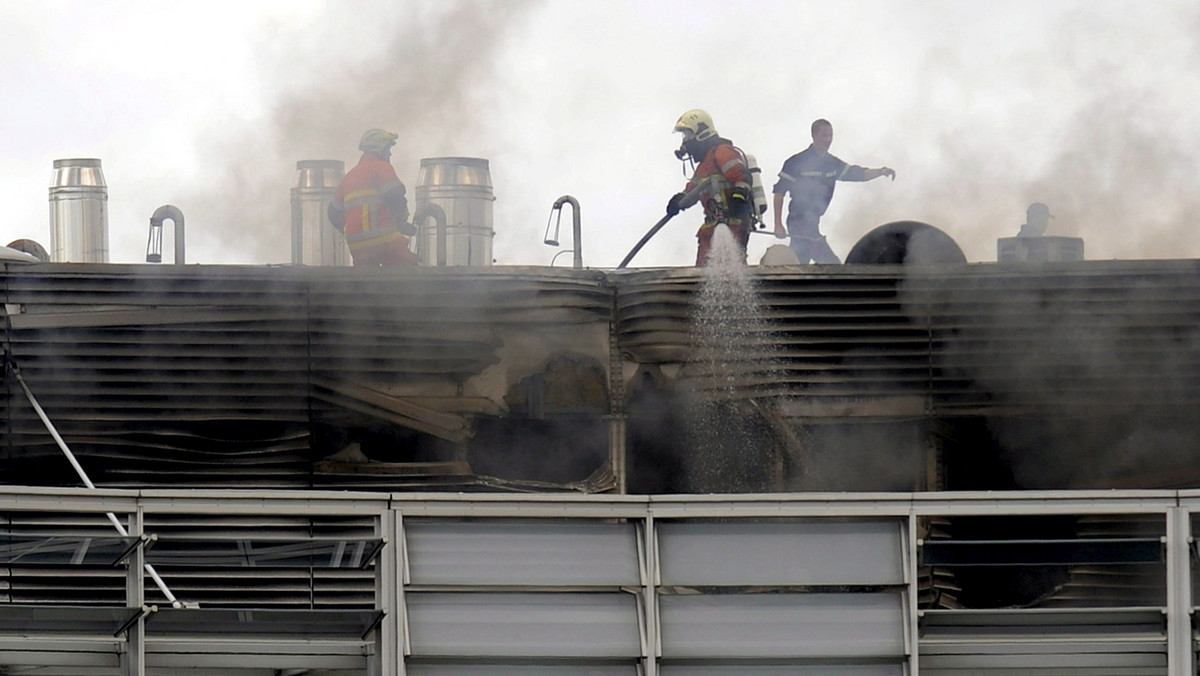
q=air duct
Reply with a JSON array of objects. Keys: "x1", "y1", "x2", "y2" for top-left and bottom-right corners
[
  {"x1": 412, "y1": 202, "x2": 448, "y2": 267},
  {"x1": 5, "y1": 239, "x2": 49, "y2": 263},
  {"x1": 544, "y1": 195, "x2": 582, "y2": 269},
  {"x1": 146, "y1": 205, "x2": 185, "y2": 265},
  {"x1": 415, "y1": 157, "x2": 495, "y2": 266},
  {"x1": 291, "y1": 160, "x2": 349, "y2": 266},
  {"x1": 845, "y1": 221, "x2": 967, "y2": 265},
  {"x1": 49, "y1": 159, "x2": 108, "y2": 263}
]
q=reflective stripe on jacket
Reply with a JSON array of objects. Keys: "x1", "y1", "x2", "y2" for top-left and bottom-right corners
[
  {"x1": 685, "y1": 141, "x2": 750, "y2": 232},
  {"x1": 332, "y1": 153, "x2": 409, "y2": 251}
]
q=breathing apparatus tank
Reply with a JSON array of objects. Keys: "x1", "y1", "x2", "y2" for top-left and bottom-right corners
[{"x1": 742, "y1": 152, "x2": 768, "y2": 226}]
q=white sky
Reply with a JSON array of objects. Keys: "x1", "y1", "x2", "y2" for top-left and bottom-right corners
[{"x1": 2, "y1": 0, "x2": 1198, "y2": 267}]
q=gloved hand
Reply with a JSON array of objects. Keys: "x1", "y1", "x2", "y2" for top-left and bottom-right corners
[
  {"x1": 666, "y1": 192, "x2": 685, "y2": 217},
  {"x1": 398, "y1": 221, "x2": 417, "y2": 236},
  {"x1": 729, "y1": 187, "x2": 751, "y2": 219}
]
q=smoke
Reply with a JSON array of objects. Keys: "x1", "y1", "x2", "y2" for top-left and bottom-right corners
[
  {"x1": 862, "y1": 1, "x2": 1200, "y2": 488},
  {"x1": 179, "y1": 0, "x2": 541, "y2": 263},
  {"x1": 895, "y1": 264, "x2": 1200, "y2": 490},
  {"x1": 824, "y1": 1, "x2": 1200, "y2": 264}
]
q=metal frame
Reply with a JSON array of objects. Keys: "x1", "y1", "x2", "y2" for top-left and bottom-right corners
[{"x1": 0, "y1": 487, "x2": 1198, "y2": 675}]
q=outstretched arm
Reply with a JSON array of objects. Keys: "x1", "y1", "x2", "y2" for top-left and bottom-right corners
[
  {"x1": 865, "y1": 166, "x2": 895, "y2": 181},
  {"x1": 839, "y1": 163, "x2": 895, "y2": 182}
]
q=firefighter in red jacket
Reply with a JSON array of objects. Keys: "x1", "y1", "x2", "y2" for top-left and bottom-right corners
[
  {"x1": 328, "y1": 129, "x2": 419, "y2": 266},
  {"x1": 666, "y1": 109, "x2": 753, "y2": 266}
]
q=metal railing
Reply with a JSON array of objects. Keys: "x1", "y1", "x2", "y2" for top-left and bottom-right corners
[{"x1": 1, "y1": 486, "x2": 1199, "y2": 676}]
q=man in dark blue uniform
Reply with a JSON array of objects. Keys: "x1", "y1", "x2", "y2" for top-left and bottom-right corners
[{"x1": 772, "y1": 119, "x2": 895, "y2": 263}]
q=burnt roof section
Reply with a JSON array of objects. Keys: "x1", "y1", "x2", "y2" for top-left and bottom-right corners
[{"x1": 3, "y1": 260, "x2": 1200, "y2": 490}]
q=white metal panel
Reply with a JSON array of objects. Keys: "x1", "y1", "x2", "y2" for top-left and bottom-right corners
[
  {"x1": 920, "y1": 607, "x2": 1168, "y2": 673},
  {"x1": 922, "y1": 669, "x2": 1162, "y2": 675},
  {"x1": 658, "y1": 521, "x2": 904, "y2": 586},
  {"x1": 920, "y1": 650, "x2": 1164, "y2": 669},
  {"x1": 408, "y1": 665, "x2": 637, "y2": 676},
  {"x1": 406, "y1": 520, "x2": 641, "y2": 586},
  {"x1": 919, "y1": 607, "x2": 1167, "y2": 636},
  {"x1": 659, "y1": 593, "x2": 906, "y2": 659},
  {"x1": 407, "y1": 592, "x2": 642, "y2": 657},
  {"x1": 0, "y1": 637, "x2": 121, "y2": 667},
  {"x1": 662, "y1": 667, "x2": 903, "y2": 675}
]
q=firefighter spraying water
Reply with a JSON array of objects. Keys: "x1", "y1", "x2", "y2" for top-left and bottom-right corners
[
  {"x1": 667, "y1": 109, "x2": 767, "y2": 266},
  {"x1": 618, "y1": 109, "x2": 767, "y2": 268}
]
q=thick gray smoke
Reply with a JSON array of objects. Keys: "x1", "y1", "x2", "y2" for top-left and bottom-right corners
[
  {"x1": 180, "y1": 0, "x2": 540, "y2": 263},
  {"x1": 867, "y1": 1, "x2": 1200, "y2": 488},
  {"x1": 826, "y1": 2, "x2": 1200, "y2": 264}
]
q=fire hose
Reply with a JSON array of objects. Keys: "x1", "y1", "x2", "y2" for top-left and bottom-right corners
[
  {"x1": 617, "y1": 213, "x2": 675, "y2": 269},
  {"x1": 618, "y1": 183, "x2": 771, "y2": 267},
  {"x1": 618, "y1": 183, "x2": 706, "y2": 269}
]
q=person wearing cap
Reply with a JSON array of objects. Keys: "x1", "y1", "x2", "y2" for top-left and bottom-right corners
[
  {"x1": 328, "y1": 129, "x2": 419, "y2": 266},
  {"x1": 772, "y1": 118, "x2": 895, "y2": 264},
  {"x1": 1018, "y1": 202, "x2": 1054, "y2": 237}
]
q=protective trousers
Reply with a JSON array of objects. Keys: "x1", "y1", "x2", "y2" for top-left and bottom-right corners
[{"x1": 786, "y1": 212, "x2": 841, "y2": 264}]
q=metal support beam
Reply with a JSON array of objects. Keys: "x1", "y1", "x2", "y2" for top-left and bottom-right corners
[
  {"x1": 1167, "y1": 507, "x2": 1192, "y2": 676},
  {"x1": 643, "y1": 514, "x2": 659, "y2": 676},
  {"x1": 375, "y1": 509, "x2": 399, "y2": 676},
  {"x1": 907, "y1": 513, "x2": 920, "y2": 676},
  {"x1": 396, "y1": 511, "x2": 410, "y2": 676},
  {"x1": 608, "y1": 303, "x2": 628, "y2": 494},
  {"x1": 122, "y1": 510, "x2": 145, "y2": 676},
  {"x1": 609, "y1": 416, "x2": 627, "y2": 494}
]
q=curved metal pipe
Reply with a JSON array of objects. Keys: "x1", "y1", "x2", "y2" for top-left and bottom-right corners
[
  {"x1": 546, "y1": 195, "x2": 582, "y2": 269},
  {"x1": 549, "y1": 249, "x2": 576, "y2": 267},
  {"x1": 413, "y1": 202, "x2": 447, "y2": 267},
  {"x1": 147, "y1": 205, "x2": 185, "y2": 265}
]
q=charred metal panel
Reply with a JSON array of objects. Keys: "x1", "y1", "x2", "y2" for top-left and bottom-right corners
[
  {"x1": 4, "y1": 260, "x2": 1200, "y2": 492},
  {"x1": 0, "y1": 264, "x2": 614, "y2": 490}
]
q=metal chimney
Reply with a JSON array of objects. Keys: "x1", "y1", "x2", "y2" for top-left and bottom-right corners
[
  {"x1": 414, "y1": 157, "x2": 495, "y2": 266},
  {"x1": 49, "y1": 159, "x2": 108, "y2": 262},
  {"x1": 291, "y1": 160, "x2": 348, "y2": 266}
]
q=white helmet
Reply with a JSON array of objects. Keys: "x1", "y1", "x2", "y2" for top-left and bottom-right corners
[
  {"x1": 359, "y1": 128, "x2": 398, "y2": 153},
  {"x1": 673, "y1": 109, "x2": 718, "y2": 142}
]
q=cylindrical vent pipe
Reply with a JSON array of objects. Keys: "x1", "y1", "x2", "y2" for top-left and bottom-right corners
[
  {"x1": 49, "y1": 158, "x2": 108, "y2": 262},
  {"x1": 413, "y1": 202, "x2": 448, "y2": 266},
  {"x1": 291, "y1": 160, "x2": 348, "y2": 266},
  {"x1": 147, "y1": 205, "x2": 185, "y2": 265},
  {"x1": 414, "y1": 157, "x2": 495, "y2": 266}
]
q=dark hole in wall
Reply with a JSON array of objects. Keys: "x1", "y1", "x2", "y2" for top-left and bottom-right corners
[
  {"x1": 935, "y1": 515, "x2": 1076, "y2": 609},
  {"x1": 625, "y1": 378, "x2": 690, "y2": 494},
  {"x1": 623, "y1": 371, "x2": 781, "y2": 494},
  {"x1": 312, "y1": 420, "x2": 447, "y2": 465},
  {"x1": 468, "y1": 417, "x2": 609, "y2": 484}
]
